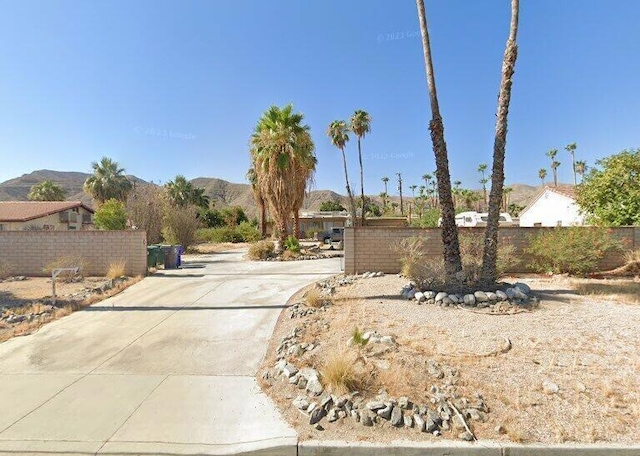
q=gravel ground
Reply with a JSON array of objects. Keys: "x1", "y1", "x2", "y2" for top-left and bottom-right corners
[{"x1": 259, "y1": 274, "x2": 640, "y2": 444}]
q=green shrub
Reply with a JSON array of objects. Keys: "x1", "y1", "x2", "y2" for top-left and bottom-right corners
[
  {"x1": 351, "y1": 327, "x2": 368, "y2": 346},
  {"x1": 526, "y1": 227, "x2": 623, "y2": 275},
  {"x1": 236, "y1": 221, "x2": 261, "y2": 242},
  {"x1": 284, "y1": 235, "x2": 301, "y2": 253},
  {"x1": 248, "y1": 240, "x2": 275, "y2": 260},
  {"x1": 162, "y1": 204, "x2": 202, "y2": 249},
  {"x1": 94, "y1": 199, "x2": 127, "y2": 230}
]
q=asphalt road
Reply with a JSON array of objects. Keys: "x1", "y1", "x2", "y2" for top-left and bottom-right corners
[{"x1": 0, "y1": 251, "x2": 341, "y2": 455}]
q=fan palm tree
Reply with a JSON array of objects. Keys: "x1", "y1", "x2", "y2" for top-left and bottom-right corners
[
  {"x1": 409, "y1": 184, "x2": 418, "y2": 200},
  {"x1": 575, "y1": 160, "x2": 587, "y2": 182},
  {"x1": 327, "y1": 120, "x2": 357, "y2": 226},
  {"x1": 565, "y1": 142, "x2": 577, "y2": 185},
  {"x1": 27, "y1": 180, "x2": 66, "y2": 201},
  {"x1": 416, "y1": 0, "x2": 462, "y2": 279},
  {"x1": 381, "y1": 176, "x2": 389, "y2": 195},
  {"x1": 247, "y1": 167, "x2": 267, "y2": 238},
  {"x1": 396, "y1": 172, "x2": 404, "y2": 215},
  {"x1": 502, "y1": 186, "x2": 513, "y2": 212},
  {"x1": 83, "y1": 156, "x2": 132, "y2": 204},
  {"x1": 538, "y1": 168, "x2": 547, "y2": 187},
  {"x1": 166, "y1": 175, "x2": 193, "y2": 207},
  {"x1": 546, "y1": 149, "x2": 560, "y2": 187},
  {"x1": 251, "y1": 104, "x2": 315, "y2": 250},
  {"x1": 478, "y1": 163, "x2": 488, "y2": 206},
  {"x1": 350, "y1": 110, "x2": 371, "y2": 225},
  {"x1": 481, "y1": 0, "x2": 520, "y2": 285}
]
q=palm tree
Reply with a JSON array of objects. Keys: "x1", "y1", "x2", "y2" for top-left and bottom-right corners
[
  {"x1": 379, "y1": 192, "x2": 389, "y2": 212},
  {"x1": 546, "y1": 149, "x2": 560, "y2": 187},
  {"x1": 251, "y1": 104, "x2": 316, "y2": 251},
  {"x1": 565, "y1": 142, "x2": 577, "y2": 185},
  {"x1": 191, "y1": 187, "x2": 210, "y2": 210},
  {"x1": 409, "y1": 184, "x2": 418, "y2": 200},
  {"x1": 575, "y1": 160, "x2": 587, "y2": 182},
  {"x1": 452, "y1": 180, "x2": 462, "y2": 208},
  {"x1": 381, "y1": 176, "x2": 389, "y2": 195},
  {"x1": 502, "y1": 186, "x2": 513, "y2": 212},
  {"x1": 416, "y1": 0, "x2": 462, "y2": 279},
  {"x1": 247, "y1": 167, "x2": 267, "y2": 238},
  {"x1": 478, "y1": 163, "x2": 488, "y2": 206},
  {"x1": 538, "y1": 168, "x2": 547, "y2": 187},
  {"x1": 83, "y1": 156, "x2": 132, "y2": 204},
  {"x1": 481, "y1": 0, "x2": 520, "y2": 285},
  {"x1": 396, "y1": 172, "x2": 404, "y2": 215},
  {"x1": 422, "y1": 173, "x2": 433, "y2": 207},
  {"x1": 166, "y1": 175, "x2": 194, "y2": 207},
  {"x1": 27, "y1": 180, "x2": 66, "y2": 201},
  {"x1": 350, "y1": 110, "x2": 372, "y2": 226},
  {"x1": 327, "y1": 120, "x2": 357, "y2": 227}
]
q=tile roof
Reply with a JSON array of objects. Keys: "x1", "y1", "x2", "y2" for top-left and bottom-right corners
[{"x1": 0, "y1": 201, "x2": 94, "y2": 222}]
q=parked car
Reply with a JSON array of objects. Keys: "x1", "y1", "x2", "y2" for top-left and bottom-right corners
[{"x1": 315, "y1": 227, "x2": 344, "y2": 243}]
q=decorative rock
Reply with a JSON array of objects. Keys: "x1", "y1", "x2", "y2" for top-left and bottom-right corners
[
  {"x1": 327, "y1": 408, "x2": 339, "y2": 422},
  {"x1": 474, "y1": 291, "x2": 489, "y2": 302},
  {"x1": 514, "y1": 282, "x2": 531, "y2": 294},
  {"x1": 459, "y1": 431, "x2": 474, "y2": 441},
  {"x1": 442, "y1": 297, "x2": 453, "y2": 306},
  {"x1": 452, "y1": 415, "x2": 466, "y2": 431},
  {"x1": 463, "y1": 294, "x2": 476, "y2": 306},
  {"x1": 424, "y1": 291, "x2": 436, "y2": 299},
  {"x1": 448, "y1": 294, "x2": 460, "y2": 304},
  {"x1": 307, "y1": 402, "x2": 317, "y2": 413},
  {"x1": 380, "y1": 335, "x2": 394, "y2": 345},
  {"x1": 398, "y1": 396, "x2": 411, "y2": 409},
  {"x1": 366, "y1": 401, "x2": 386, "y2": 411},
  {"x1": 406, "y1": 289, "x2": 417, "y2": 300},
  {"x1": 435, "y1": 292, "x2": 448, "y2": 302},
  {"x1": 377, "y1": 404, "x2": 393, "y2": 420},
  {"x1": 375, "y1": 272, "x2": 384, "y2": 277},
  {"x1": 320, "y1": 394, "x2": 334, "y2": 410},
  {"x1": 309, "y1": 407, "x2": 326, "y2": 425},
  {"x1": 414, "y1": 292, "x2": 425, "y2": 303},
  {"x1": 505, "y1": 288, "x2": 517, "y2": 299},
  {"x1": 306, "y1": 378, "x2": 324, "y2": 396},
  {"x1": 391, "y1": 406, "x2": 403, "y2": 427},
  {"x1": 361, "y1": 411, "x2": 374, "y2": 427},
  {"x1": 293, "y1": 396, "x2": 310, "y2": 410},
  {"x1": 485, "y1": 292, "x2": 497, "y2": 301},
  {"x1": 403, "y1": 414, "x2": 414, "y2": 428},
  {"x1": 297, "y1": 377, "x2": 307, "y2": 389},
  {"x1": 495, "y1": 290, "x2": 508, "y2": 300},
  {"x1": 543, "y1": 380, "x2": 559, "y2": 394},
  {"x1": 413, "y1": 414, "x2": 426, "y2": 432}
]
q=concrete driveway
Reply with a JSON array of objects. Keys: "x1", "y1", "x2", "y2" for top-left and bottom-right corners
[{"x1": 0, "y1": 250, "x2": 341, "y2": 455}]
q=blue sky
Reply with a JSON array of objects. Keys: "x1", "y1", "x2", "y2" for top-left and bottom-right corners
[{"x1": 1, "y1": 1, "x2": 639, "y2": 195}]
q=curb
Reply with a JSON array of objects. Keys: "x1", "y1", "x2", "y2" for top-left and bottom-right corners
[{"x1": 298, "y1": 440, "x2": 640, "y2": 456}]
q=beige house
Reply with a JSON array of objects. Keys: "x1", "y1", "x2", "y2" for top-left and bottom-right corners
[{"x1": 0, "y1": 201, "x2": 94, "y2": 231}]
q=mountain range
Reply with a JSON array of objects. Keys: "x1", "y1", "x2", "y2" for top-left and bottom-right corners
[{"x1": 0, "y1": 170, "x2": 542, "y2": 216}]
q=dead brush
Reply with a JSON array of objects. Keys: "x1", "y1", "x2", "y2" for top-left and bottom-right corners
[
  {"x1": 304, "y1": 287, "x2": 328, "y2": 308},
  {"x1": 319, "y1": 350, "x2": 373, "y2": 395},
  {"x1": 106, "y1": 259, "x2": 127, "y2": 279},
  {"x1": 0, "y1": 260, "x2": 14, "y2": 280},
  {"x1": 43, "y1": 255, "x2": 88, "y2": 282}
]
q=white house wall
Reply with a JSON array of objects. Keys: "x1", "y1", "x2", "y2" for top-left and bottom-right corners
[{"x1": 519, "y1": 190, "x2": 585, "y2": 227}]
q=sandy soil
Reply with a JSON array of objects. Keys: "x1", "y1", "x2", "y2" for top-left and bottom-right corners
[{"x1": 259, "y1": 274, "x2": 640, "y2": 444}]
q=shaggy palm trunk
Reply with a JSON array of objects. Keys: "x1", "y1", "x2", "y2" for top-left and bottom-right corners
[
  {"x1": 276, "y1": 219, "x2": 287, "y2": 253},
  {"x1": 481, "y1": 0, "x2": 520, "y2": 285},
  {"x1": 340, "y1": 148, "x2": 358, "y2": 227},
  {"x1": 260, "y1": 201, "x2": 267, "y2": 238},
  {"x1": 293, "y1": 212, "x2": 300, "y2": 239},
  {"x1": 571, "y1": 153, "x2": 576, "y2": 185},
  {"x1": 358, "y1": 138, "x2": 365, "y2": 225},
  {"x1": 416, "y1": 0, "x2": 462, "y2": 279}
]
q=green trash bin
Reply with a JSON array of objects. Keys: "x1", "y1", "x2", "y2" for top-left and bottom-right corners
[
  {"x1": 147, "y1": 245, "x2": 161, "y2": 268},
  {"x1": 155, "y1": 245, "x2": 166, "y2": 265}
]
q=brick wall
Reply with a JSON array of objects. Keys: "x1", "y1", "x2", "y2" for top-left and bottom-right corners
[
  {"x1": 0, "y1": 231, "x2": 147, "y2": 277},
  {"x1": 344, "y1": 226, "x2": 639, "y2": 275}
]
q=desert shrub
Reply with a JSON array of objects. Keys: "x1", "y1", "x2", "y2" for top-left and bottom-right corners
[
  {"x1": 43, "y1": 255, "x2": 88, "y2": 281},
  {"x1": 94, "y1": 199, "x2": 127, "y2": 230},
  {"x1": 284, "y1": 235, "x2": 301, "y2": 253},
  {"x1": 527, "y1": 227, "x2": 623, "y2": 275},
  {"x1": 247, "y1": 240, "x2": 275, "y2": 260},
  {"x1": 351, "y1": 326, "x2": 368, "y2": 346},
  {"x1": 0, "y1": 260, "x2": 14, "y2": 279},
  {"x1": 127, "y1": 185, "x2": 166, "y2": 244},
  {"x1": 305, "y1": 287, "x2": 329, "y2": 308},
  {"x1": 281, "y1": 249, "x2": 299, "y2": 260},
  {"x1": 236, "y1": 221, "x2": 261, "y2": 242},
  {"x1": 106, "y1": 260, "x2": 126, "y2": 279},
  {"x1": 394, "y1": 232, "x2": 518, "y2": 289},
  {"x1": 197, "y1": 227, "x2": 243, "y2": 243},
  {"x1": 162, "y1": 204, "x2": 202, "y2": 249}
]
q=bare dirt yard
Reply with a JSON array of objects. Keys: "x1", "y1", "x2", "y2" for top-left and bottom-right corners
[
  {"x1": 0, "y1": 274, "x2": 141, "y2": 343},
  {"x1": 259, "y1": 273, "x2": 640, "y2": 444}
]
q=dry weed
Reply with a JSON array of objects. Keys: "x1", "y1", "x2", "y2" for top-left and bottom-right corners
[
  {"x1": 106, "y1": 259, "x2": 126, "y2": 279},
  {"x1": 305, "y1": 288, "x2": 326, "y2": 308},
  {"x1": 43, "y1": 255, "x2": 88, "y2": 281},
  {"x1": 319, "y1": 350, "x2": 372, "y2": 395},
  {"x1": 0, "y1": 260, "x2": 14, "y2": 279},
  {"x1": 573, "y1": 279, "x2": 640, "y2": 305}
]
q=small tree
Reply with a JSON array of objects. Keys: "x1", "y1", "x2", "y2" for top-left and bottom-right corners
[
  {"x1": 162, "y1": 204, "x2": 202, "y2": 249},
  {"x1": 126, "y1": 185, "x2": 165, "y2": 244},
  {"x1": 319, "y1": 199, "x2": 346, "y2": 212},
  {"x1": 94, "y1": 199, "x2": 127, "y2": 230}
]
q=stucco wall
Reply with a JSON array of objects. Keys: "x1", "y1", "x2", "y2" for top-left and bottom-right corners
[
  {"x1": 344, "y1": 226, "x2": 639, "y2": 275},
  {"x1": 0, "y1": 230, "x2": 147, "y2": 277},
  {"x1": 520, "y1": 190, "x2": 585, "y2": 227}
]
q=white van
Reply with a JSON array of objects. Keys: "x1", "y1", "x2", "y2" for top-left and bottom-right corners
[{"x1": 439, "y1": 211, "x2": 514, "y2": 227}]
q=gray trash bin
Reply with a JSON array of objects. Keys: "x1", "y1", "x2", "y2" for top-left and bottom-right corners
[{"x1": 163, "y1": 245, "x2": 179, "y2": 269}]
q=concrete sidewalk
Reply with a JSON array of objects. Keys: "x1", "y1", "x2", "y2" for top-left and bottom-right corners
[{"x1": 0, "y1": 251, "x2": 340, "y2": 455}]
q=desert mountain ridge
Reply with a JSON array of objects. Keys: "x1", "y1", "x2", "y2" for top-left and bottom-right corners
[{"x1": 0, "y1": 170, "x2": 545, "y2": 217}]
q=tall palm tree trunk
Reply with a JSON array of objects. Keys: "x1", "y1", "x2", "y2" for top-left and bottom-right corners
[
  {"x1": 341, "y1": 148, "x2": 358, "y2": 227},
  {"x1": 416, "y1": 0, "x2": 462, "y2": 279},
  {"x1": 481, "y1": 0, "x2": 520, "y2": 285},
  {"x1": 293, "y1": 212, "x2": 300, "y2": 239},
  {"x1": 260, "y1": 200, "x2": 267, "y2": 238},
  {"x1": 358, "y1": 139, "x2": 365, "y2": 225}
]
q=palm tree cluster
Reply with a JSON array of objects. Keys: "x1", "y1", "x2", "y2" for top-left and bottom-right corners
[
  {"x1": 249, "y1": 104, "x2": 316, "y2": 250},
  {"x1": 540, "y1": 143, "x2": 587, "y2": 187},
  {"x1": 165, "y1": 175, "x2": 210, "y2": 209},
  {"x1": 83, "y1": 157, "x2": 133, "y2": 204},
  {"x1": 327, "y1": 111, "x2": 372, "y2": 227},
  {"x1": 27, "y1": 180, "x2": 66, "y2": 201}
]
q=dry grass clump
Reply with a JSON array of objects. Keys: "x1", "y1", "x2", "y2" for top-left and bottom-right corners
[
  {"x1": 305, "y1": 287, "x2": 329, "y2": 308},
  {"x1": 106, "y1": 259, "x2": 126, "y2": 279},
  {"x1": 572, "y1": 278, "x2": 640, "y2": 305},
  {"x1": 281, "y1": 249, "x2": 300, "y2": 261},
  {"x1": 319, "y1": 350, "x2": 372, "y2": 395},
  {"x1": 247, "y1": 240, "x2": 275, "y2": 260},
  {"x1": 43, "y1": 255, "x2": 88, "y2": 282},
  {"x1": 0, "y1": 260, "x2": 13, "y2": 280}
]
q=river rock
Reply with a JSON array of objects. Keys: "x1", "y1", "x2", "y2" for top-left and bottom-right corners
[
  {"x1": 514, "y1": 282, "x2": 531, "y2": 294},
  {"x1": 435, "y1": 292, "x2": 448, "y2": 302},
  {"x1": 474, "y1": 291, "x2": 489, "y2": 302},
  {"x1": 463, "y1": 294, "x2": 476, "y2": 306},
  {"x1": 495, "y1": 290, "x2": 508, "y2": 300}
]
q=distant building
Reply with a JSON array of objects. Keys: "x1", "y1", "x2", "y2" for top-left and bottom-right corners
[
  {"x1": 519, "y1": 186, "x2": 586, "y2": 227},
  {"x1": 0, "y1": 201, "x2": 94, "y2": 231}
]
